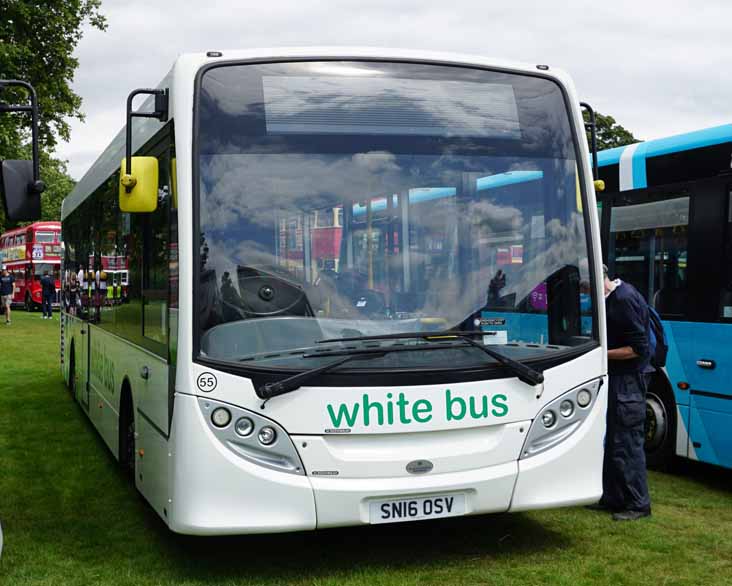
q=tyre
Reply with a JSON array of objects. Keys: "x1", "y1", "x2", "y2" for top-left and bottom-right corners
[{"x1": 645, "y1": 374, "x2": 677, "y2": 471}]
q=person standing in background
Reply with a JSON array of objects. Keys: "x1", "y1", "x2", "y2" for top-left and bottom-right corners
[
  {"x1": 40, "y1": 269, "x2": 55, "y2": 319},
  {"x1": 0, "y1": 267, "x2": 15, "y2": 325},
  {"x1": 68, "y1": 272, "x2": 79, "y2": 316},
  {"x1": 591, "y1": 265, "x2": 652, "y2": 521}
]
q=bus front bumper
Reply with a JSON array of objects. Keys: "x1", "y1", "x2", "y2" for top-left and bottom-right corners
[{"x1": 168, "y1": 389, "x2": 604, "y2": 535}]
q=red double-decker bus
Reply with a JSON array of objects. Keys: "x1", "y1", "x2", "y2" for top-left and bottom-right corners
[{"x1": 0, "y1": 221, "x2": 62, "y2": 310}]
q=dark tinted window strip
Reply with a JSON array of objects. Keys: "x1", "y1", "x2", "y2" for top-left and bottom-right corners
[
  {"x1": 646, "y1": 143, "x2": 732, "y2": 188},
  {"x1": 690, "y1": 389, "x2": 732, "y2": 401}
]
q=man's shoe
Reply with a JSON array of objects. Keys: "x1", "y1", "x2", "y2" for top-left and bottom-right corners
[{"x1": 612, "y1": 510, "x2": 651, "y2": 521}]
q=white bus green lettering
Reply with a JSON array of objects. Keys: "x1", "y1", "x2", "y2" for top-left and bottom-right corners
[{"x1": 60, "y1": 48, "x2": 607, "y2": 535}]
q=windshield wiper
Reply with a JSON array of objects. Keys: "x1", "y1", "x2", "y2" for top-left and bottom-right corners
[
  {"x1": 258, "y1": 340, "x2": 468, "y2": 402},
  {"x1": 259, "y1": 352, "x2": 387, "y2": 403},
  {"x1": 259, "y1": 331, "x2": 544, "y2": 404},
  {"x1": 317, "y1": 330, "x2": 544, "y2": 387}
]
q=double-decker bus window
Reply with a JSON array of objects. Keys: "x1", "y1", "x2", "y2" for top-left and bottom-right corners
[
  {"x1": 608, "y1": 195, "x2": 689, "y2": 319},
  {"x1": 34, "y1": 231, "x2": 56, "y2": 243}
]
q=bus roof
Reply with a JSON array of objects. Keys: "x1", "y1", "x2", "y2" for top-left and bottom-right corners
[
  {"x1": 0, "y1": 221, "x2": 61, "y2": 239},
  {"x1": 598, "y1": 124, "x2": 732, "y2": 167},
  {"x1": 61, "y1": 47, "x2": 577, "y2": 222},
  {"x1": 597, "y1": 123, "x2": 732, "y2": 191}
]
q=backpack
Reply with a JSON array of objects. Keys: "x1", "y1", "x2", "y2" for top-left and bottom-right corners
[{"x1": 647, "y1": 305, "x2": 668, "y2": 368}]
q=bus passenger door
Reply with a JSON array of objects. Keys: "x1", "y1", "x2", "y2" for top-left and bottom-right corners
[
  {"x1": 605, "y1": 189, "x2": 693, "y2": 460},
  {"x1": 685, "y1": 180, "x2": 732, "y2": 468}
]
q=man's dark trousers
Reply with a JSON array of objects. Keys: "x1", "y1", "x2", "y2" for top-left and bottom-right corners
[
  {"x1": 42, "y1": 292, "x2": 53, "y2": 317},
  {"x1": 602, "y1": 372, "x2": 651, "y2": 512}
]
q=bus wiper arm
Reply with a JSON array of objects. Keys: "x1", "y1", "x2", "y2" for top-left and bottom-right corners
[
  {"x1": 317, "y1": 330, "x2": 544, "y2": 387},
  {"x1": 457, "y1": 334, "x2": 544, "y2": 387},
  {"x1": 259, "y1": 352, "x2": 386, "y2": 402}
]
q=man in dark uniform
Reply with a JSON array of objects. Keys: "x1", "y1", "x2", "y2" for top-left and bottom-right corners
[
  {"x1": 0, "y1": 267, "x2": 14, "y2": 325},
  {"x1": 40, "y1": 269, "x2": 55, "y2": 319},
  {"x1": 595, "y1": 265, "x2": 652, "y2": 521}
]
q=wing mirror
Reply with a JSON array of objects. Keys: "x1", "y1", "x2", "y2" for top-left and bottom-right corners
[
  {"x1": 0, "y1": 80, "x2": 45, "y2": 221},
  {"x1": 118, "y1": 88, "x2": 168, "y2": 213}
]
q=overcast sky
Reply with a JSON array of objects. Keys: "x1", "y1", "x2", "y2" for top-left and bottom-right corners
[{"x1": 57, "y1": 0, "x2": 732, "y2": 179}]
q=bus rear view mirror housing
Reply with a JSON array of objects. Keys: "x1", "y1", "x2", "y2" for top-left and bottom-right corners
[
  {"x1": 0, "y1": 79, "x2": 45, "y2": 221},
  {"x1": 119, "y1": 87, "x2": 168, "y2": 213},
  {"x1": 119, "y1": 157, "x2": 159, "y2": 212},
  {"x1": 1, "y1": 159, "x2": 42, "y2": 220}
]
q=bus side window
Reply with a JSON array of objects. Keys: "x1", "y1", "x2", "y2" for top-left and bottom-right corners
[
  {"x1": 720, "y1": 189, "x2": 732, "y2": 319},
  {"x1": 608, "y1": 195, "x2": 690, "y2": 318},
  {"x1": 142, "y1": 152, "x2": 170, "y2": 349}
]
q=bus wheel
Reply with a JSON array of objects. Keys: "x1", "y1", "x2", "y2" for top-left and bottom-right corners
[
  {"x1": 118, "y1": 384, "x2": 135, "y2": 480},
  {"x1": 645, "y1": 376, "x2": 677, "y2": 471}
]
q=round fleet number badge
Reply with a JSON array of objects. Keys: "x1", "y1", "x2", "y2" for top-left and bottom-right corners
[{"x1": 196, "y1": 372, "x2": 217, "y2": 393}]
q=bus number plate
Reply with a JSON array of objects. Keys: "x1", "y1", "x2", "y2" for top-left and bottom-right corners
[{"x1": 369, "y1": 493, "x2": 466, "y2": 524}]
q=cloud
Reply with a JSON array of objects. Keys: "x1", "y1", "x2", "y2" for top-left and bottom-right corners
[{"x1": 55, "y1": 0, "x2": 732, "y2": 180}]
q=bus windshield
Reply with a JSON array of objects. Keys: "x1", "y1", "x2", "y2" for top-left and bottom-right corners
[{"x1": 195, "y1": 60, "x2": 596, "y2": 369}]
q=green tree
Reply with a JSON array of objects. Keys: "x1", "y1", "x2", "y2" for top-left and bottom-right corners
[
  {"x1": 0, "y1": 144, "x2": 74, "y2": 231},
  {"x1": 0, "y1": 0, "x2": 105, "y2": 231},
  {"x1": 0, "y1": 0, "x2": 107, "y2": 151},
  {"x1": 584, "y1": 110, "x2": 639, "y2": 151}
]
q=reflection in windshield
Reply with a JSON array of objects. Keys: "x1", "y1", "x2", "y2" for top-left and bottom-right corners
[{"x1": 196, "y1": 61, "x2": 595, "y2": 368}]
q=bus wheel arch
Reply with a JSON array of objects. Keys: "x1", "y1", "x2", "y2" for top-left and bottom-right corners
[
  {"x1": 118, "y1": 378, "x2": 136, "y2": 478},
  {"x1": 645, "y1": 371, "x2": 677, "y2": 471}
]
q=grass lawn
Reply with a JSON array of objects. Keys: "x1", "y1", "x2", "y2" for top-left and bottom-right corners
[{"x1": 1, "y1": 310, "x2": 732, "y2": 585}]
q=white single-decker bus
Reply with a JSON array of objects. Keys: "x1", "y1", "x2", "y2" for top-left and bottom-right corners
[{"x1": 60, "y1": 48, "x2": 607, "y2": 534}]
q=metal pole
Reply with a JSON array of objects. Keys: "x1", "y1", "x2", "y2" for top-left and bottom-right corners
[{"x1": 580, "y1": 102, "x2": 599, "y2": 181}]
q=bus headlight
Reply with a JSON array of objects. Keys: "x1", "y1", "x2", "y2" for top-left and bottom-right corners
[
  {"x1": 258, "y1": 426, "x2": 277, "y2": 446},
  {"x1": 234, "y1": 417, "x2": 254, "y2": 437},
  {"x1": 559, "y1": 399, "x2": 574, "y2": 418},
  {"x1": 577, "y1": 389, "x2": 592, "y2": 408},
  {"x1": 521, "y1": 378, "x2": 603, "y2": 459},
  {"x1": 199, "y1": 398, "x2": 304, "y2": 475},
  {"x1": 211, "y1": 407, "x2": 231, "y2": 428},
  {"x1": 541, "y1": 410, "x2": 556, "y2": 428}
]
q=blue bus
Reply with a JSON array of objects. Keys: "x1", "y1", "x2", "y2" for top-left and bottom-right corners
[{"x1": 597, "y1": 124, "x2": 732, "y2": 469}]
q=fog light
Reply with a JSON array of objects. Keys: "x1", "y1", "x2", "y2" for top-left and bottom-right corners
[
  {"x1": 577, "y1": 389, "x2": 592, "y2": 407},
  {"x1": 541, "y1": 410, "x2": 556, "y2": 428},
  {"x1": 234, "y1": 417, "x2": 254, "y2": 437},
  {"x1": 560, "y1": 399, "x2": 575, "y2": 418},
  {"x1": 258, "y1": 426, "x2": 277, "y2": 445},
  {"x1": 211, "y1": 407, "x2": 231, "y2": 428}
]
